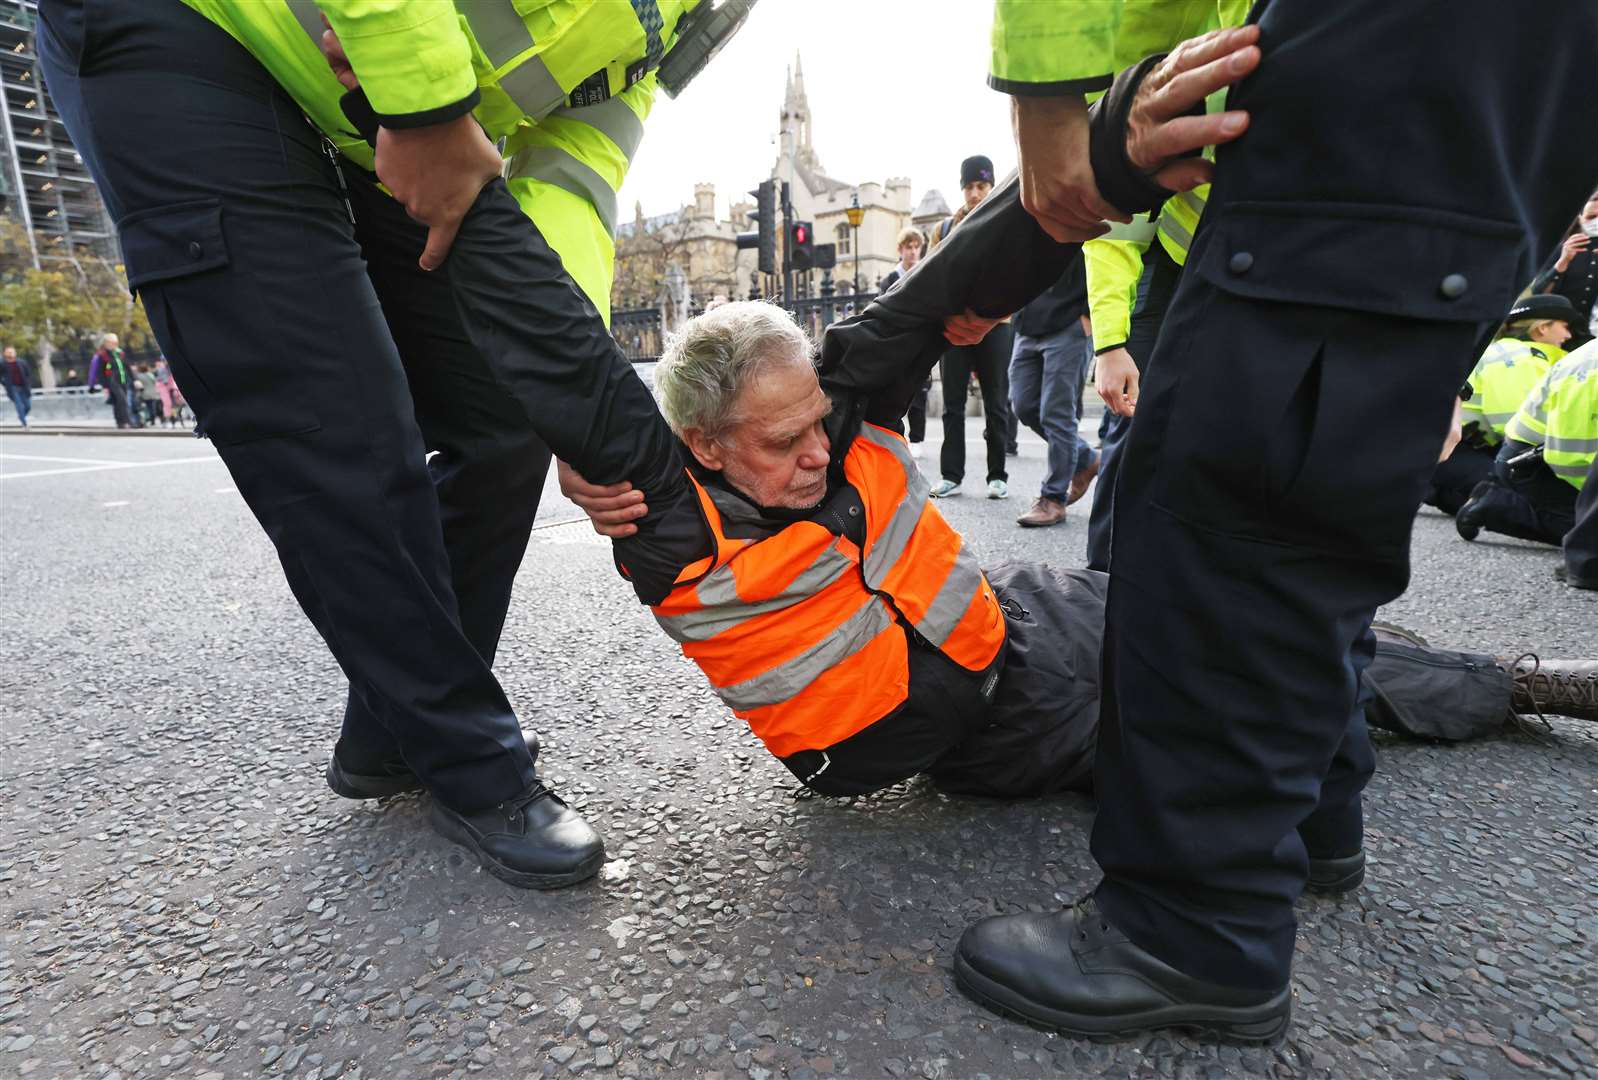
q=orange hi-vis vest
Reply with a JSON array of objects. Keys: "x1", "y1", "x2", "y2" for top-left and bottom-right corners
[{"x1": 651, "y1": 423, "x2": 1006, "y2": 759}]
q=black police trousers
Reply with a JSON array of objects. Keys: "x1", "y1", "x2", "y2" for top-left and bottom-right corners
[
  {"x1": 1465, "y1": 441, "x2": 1579, "y2": 547},
  {"x1": 36, "y1": 0, "x2": 626, "y2": 811},
  {"x1": 1566, "y1": 458, "x2": 1598, "y2": 587},
  {"x1": 1094, "y1": 283, "x2": 1479, "y2": 991},
  {"x1": 939, "y1": 325, "x2": 1013, "y2": 485},
  {"x1": 1426, "y1": 439, "x2": 1495, "y2": 515}
]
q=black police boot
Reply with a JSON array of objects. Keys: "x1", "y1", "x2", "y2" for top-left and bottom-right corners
[
  {"x1": 429, "y1": 778, "x2": 605, "y2": 890},
  {"x1": 953, "y1": 896, "x2": 1292, "y2": 1043},
  {"x1": 327, "y1": 731, "x2": 542, "y2": 800},
  {"x1": 1305, "y1": 849, "x2": 1366, "y2": 896},
  {"x1": 1454, "y1": 481, "x2": 1493, "y2": 541}
]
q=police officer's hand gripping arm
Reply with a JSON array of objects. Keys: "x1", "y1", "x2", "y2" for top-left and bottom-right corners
[
  {"x1": 991, "y1": 3, "x2": 1259, "y2": 240},
  {"x1": 814, "y1": 13, "x2": 1262, "y2": 421},
  {"x1": 317, "y1": 6, "x2": 500, "y2": 271},
  {"x1": 315, "y1": 1, "x2": 712, "y2": 602}
]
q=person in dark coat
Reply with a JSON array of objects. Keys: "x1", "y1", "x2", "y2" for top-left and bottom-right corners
[
  {"x1": 87, "y1": 333, "x2": 136, "y2": 429},
  {"x1": 954, "y1": 0, "x2": 1598, "y2": 1043},
  {"x1": 1008, "y1": 254, "x2": 1097, "y2": 527},
  {"x1": 1530, "y1": 189, "x2": 1598, "y2": 349},
  {"x1": 929, "y1": 154, "x2": 1015, "y2": 500},
  {"x1": 880, "y1": 227, "x2": 931, "y2": 454},
  {"x1": 1, "y1": 346, "x2": 34, "y2": 426}
]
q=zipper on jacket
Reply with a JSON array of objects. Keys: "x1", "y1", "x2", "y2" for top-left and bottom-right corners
[{"x1": 322, "y1": 138, "x2": 356, "y2": 225}]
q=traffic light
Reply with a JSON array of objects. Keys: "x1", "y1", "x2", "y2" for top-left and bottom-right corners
[
  {"x1": 812, "y1": 242, "x2": 837, "y2": 271},
  {"x1": 735, "y1": 179, "x2": 777, "y2": 274},
  {"x1": 789, "y1": 221, "x2": 815, "y2": 271}
]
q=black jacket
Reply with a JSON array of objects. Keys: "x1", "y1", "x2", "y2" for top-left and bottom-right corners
[
  {"x1": 1532, "y1": 245, "x2": 1596, "y2": 345},
  {"x1": 1013, "y1": 254, "x2": 1087, "y2": 338},
  {"x1": 1188, "y1": 0, "x2": 1598, "y2": 332}
]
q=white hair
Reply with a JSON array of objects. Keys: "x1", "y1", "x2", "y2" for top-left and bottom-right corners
[{"x1": 654, "y1": 301, "x2": 813, "y2": 439}]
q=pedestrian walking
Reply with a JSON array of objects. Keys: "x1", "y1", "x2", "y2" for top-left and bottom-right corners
[
  {"x1": 880, "y1": 228, "x2": 931, "y2": 458},
  {"x1": 135, "y1": 363, "x2": 162, "y2": 427},
  {"x1": 930, "y1": 155, "x2": 1013, "y2": 500},
  {"x1": 87, "y1": 333, "x2": 136, "y2": 429},
  {"x1": 954, "y1": 0, "x2": 1598, "y2": 1044},
  {"x1": 1009, "y1": 255, "x2": 1098, "y2": 527},
  {"x1": 1, "y1": 346, "x2": 33, "y2": 426},
  {"x1": 38, "y1": 0, "x2": 746, "y2": 889},
  {"x1": 153, "y1": 357, "x2": 182, "y2": 425}
]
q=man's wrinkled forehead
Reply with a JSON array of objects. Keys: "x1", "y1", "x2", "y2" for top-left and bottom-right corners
[{"x1": 730, "y1": 359, "x2": 828, "y2": 441}]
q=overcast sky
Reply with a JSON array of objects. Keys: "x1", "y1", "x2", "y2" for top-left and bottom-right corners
[{"x1": 617, "y1": 0, "x2": 1017, "y2": 222}]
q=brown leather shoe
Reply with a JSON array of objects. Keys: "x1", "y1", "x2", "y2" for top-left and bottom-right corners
[
  {"x1": 1067, "y1": 453, "x2": 1100, "y2": 505},
  {"x1": 1017, "y1": 496, "x2": 1067, "y2": 528},
  {"x1": 1501, "y1": 654, "x2": 1598, "y2": 724}
]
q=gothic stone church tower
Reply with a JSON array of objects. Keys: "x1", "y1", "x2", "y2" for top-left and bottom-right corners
[{"x1": 772, "y1": 54, "x2": 912, "y2": 295}]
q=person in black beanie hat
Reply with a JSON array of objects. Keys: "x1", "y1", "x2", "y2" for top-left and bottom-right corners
[{"x1": 929, "y1": 154, "x2": 1015, "y2": 499}]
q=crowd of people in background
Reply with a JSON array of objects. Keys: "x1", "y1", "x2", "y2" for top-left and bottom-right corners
[
  {"x1": 885, "y1": 171, "x2": 1598, "y2": 594},
  {"x1": 0, "y1": 332, "x2": 189, "y2": 429}
]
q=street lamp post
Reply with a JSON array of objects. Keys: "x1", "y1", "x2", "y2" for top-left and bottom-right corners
[{"x1": 845, "y1": 191, "x2": 864, "y2": 296}]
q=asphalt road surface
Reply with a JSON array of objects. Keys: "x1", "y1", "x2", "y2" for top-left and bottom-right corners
[{"x1": 1, "y1": 427, "x2": 1594, "y2": 1080}]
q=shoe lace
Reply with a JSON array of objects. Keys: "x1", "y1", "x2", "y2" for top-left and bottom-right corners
[
  {"x1": 1507, "y1": 653, "x2": 1555, "y2": 738},
  {"x1": 1071, "y1": 895, "x2": 1109, "y2": 941},
  {"x1": 496, "y1": 777, "x2": 562, "y2": 822}
]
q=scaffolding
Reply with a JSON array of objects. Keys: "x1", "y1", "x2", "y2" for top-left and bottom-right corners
[{"x1": 0, "y1": 0, "x2": 116, "y2": 270}]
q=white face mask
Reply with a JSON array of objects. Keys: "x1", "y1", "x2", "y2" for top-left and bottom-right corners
[{"x1": 1581, "y1": 216, "x2": 1598, "y2": 238}]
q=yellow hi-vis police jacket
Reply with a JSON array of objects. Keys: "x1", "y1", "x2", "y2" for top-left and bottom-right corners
[
  {"x1": 182, "y1": 0, "x2": 703, "y2": 322},
  {"x1": 1504, "y1": 340, "x2": 1598, "y2": 490},
  {"x1": 1460, "y1": 337, "x2": 1562, "y2": 444}
]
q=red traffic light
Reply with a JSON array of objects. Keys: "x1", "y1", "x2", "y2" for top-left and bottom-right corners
[{"x1": 794, "y1": 224, "x2": 808, "y2": 243}]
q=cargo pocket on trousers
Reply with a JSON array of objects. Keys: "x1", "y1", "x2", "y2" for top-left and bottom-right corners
[{"x1": 121, "y1": 199, "x2": 322, "y2": 446}]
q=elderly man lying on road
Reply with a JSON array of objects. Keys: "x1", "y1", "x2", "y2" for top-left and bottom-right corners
[{"x1": 564, "y1": 184, "x2": 1598, "y2": 881}]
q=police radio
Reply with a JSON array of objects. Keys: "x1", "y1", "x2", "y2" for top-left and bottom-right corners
[{"x1": 657, "y1": 0, "x2": 758, "y2": 99}]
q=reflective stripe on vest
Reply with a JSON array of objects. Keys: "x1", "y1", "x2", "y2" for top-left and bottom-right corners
[
  {"x1": 506, "y1": 143, "x2": 619, "y2": 236},
  {"x1": 461, "y1": 0, "x2": 536, "y2": 68},
  {"x1": 1547, "y1": 434, "x2": 1598, "y2": 455},
  {"x1": 649, "y1": 425, "x2": 1005, "y2": 758},
  {"x1": 283, "y1": 0, "x2": 323, "y2": 43},
  {"x1": 286, "y1": 2, "x2": 567, "y2": 121},
  {"x1": 454, "y1": 0, "x2": 565, "y2": 120},
  {"x1": 655, "y1": 544, "x2": 856, "y2": 644},
  {"x1": 1467, "y1": 339, "x2": 1556, "y2": 439},
  {"x1": 716, "y1": 596, "x2": 893, "y2": 711},
  {"x1": 854, "y1": 424, "x2": 992, "y2": 651},
  {"x1": 1155, "y1": 185, "x2": 1206, "y2": 264}
]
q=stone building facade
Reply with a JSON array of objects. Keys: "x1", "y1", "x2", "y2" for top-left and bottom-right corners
[{"x1": 612, "y1": 53, "x2": 944, "y2": 318}]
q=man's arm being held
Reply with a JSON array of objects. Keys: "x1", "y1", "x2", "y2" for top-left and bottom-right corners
[{"x1": 817, "y1": 23, "x2": 1261, "y2": 427}]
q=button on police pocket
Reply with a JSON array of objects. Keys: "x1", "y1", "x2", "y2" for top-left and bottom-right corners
[
  {"x1": 119, "y1": 199, "x2": 322, "y2": 447},
  {"x1": 1439, "y1": 273, "x2": 1469, "y2": 299},
  {"x1": 1228, "y1": 251, "x2": 1254, "y2": 274}
]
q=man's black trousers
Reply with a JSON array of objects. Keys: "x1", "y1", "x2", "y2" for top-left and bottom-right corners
[
  {"x1": 38, "y1": 0, "x2": 561, "y2": 810},
  {"x1": 939, "y1": 325, "x2": 1013, "y2": 485}
]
